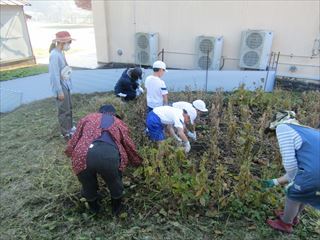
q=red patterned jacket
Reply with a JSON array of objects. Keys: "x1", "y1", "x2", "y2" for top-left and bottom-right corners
[{"x1": 65, "y1": 113, "x2": 142, "y2": 175}]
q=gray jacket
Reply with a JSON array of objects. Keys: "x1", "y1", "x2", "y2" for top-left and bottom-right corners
[{"x1": 49, "y1": 48, "x2": 72, "y2": 95}]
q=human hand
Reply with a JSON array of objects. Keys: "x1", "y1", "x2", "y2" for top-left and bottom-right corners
[
  {"x1": 261, "y1": 179, "x2": 278, "y2": 189},
  {"x1": 284, "y1": 182, "x2": 293, "y2": 194},
  {"x1": 184, "y1": 141, "x2": 191, "y2": 153},
  {"x1": 117, "y1": 93, "x2": 127, "y2": 98},
  {"x1": 138, "y1": 86, "x2": 144, "y2": 93},
  {"x1": 57, "y1": 93, "x2": 64, "y2": 101},
  {"x1": 173, "y1": 134, "x2": 182, "y2": 143},
  {"x1": 136, "y1": 87, "x2": 144, "y2": 96},
  {"x1": 187, "y1": 131, "x2": 197, "y2": 141}
]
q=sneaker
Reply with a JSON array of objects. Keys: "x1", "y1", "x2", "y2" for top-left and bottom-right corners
[
  {"x1": 267, "y1": 218, "x2": 293, "y2": 233},
  {"x1": 274, "y1": 210, "x2": 299, "y2": 226}
]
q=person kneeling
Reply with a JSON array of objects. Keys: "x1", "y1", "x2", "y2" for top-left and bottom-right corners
[{"x1": 114, "y1": 67, "x2": 144, "y2": 101}]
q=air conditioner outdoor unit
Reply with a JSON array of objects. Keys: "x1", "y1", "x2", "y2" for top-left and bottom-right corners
[
  {"x1": 239, "y1": 30, "x2": 273, "y2": 70},
  {"x1": 135, "y1": 32, "x2": 159, "y2": 66},
  {"x1": 195, "y1": 35, "x2": 224, "y2": 70}
]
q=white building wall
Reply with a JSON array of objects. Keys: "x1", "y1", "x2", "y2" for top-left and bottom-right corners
[{"x1": 92, "y1": 0, "x2": 320, "y2": 79}]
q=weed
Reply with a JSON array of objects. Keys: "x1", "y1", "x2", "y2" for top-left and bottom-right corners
[{"x1": 1, "y1": 90, "x2": 319, "y2": 239}]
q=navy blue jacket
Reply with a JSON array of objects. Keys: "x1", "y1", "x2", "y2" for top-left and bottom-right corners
[{"x1": 114, "y1": 69, "x2": 138, "y2": 101}]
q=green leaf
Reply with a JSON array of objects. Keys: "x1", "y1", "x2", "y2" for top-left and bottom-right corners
[{"x1": 200, "y1": 197, "x2": 206, "y2": 206}]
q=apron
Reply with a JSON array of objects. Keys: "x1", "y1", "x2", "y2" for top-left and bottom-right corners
[{"x1": 286, "y1": 124, "x2": 320, "y2": 209}]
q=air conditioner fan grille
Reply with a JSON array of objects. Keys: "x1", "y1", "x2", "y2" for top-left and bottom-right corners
[
  {"x1": 199, "y1": 39, "x2": 214, "y2": 54},
  {"x1": 198, "y1": 56, "x2": 212, "y2": 69},
  {"x1": 246, "y1": 32, "x2": 263, "y2": 49},
  {"x1": 137, "y1": 35, "x2": 149, "y2": 49},
  {"x1": 243, "y1": 51, "x2": 260, "y2": 66},
  {"x1": 137, "y1": 51, "x2": 149, "y2": 64}
]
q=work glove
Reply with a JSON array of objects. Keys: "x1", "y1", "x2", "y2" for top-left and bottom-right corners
[
  {"x1": 117, "y1": 93, "x2": 127, "y2": 98},
  {"x1": 183, "y1": 141, "x2": 191, "y2": 153},
  {"x1": 187, "y1": 131, "x2": 197, "y2": 141},
  {"x1": 261, "y1": 179, "x2": 279, "y2": 189},
  {"x1": 69, "y1": 126, "x2": 77, "y2": 136},
  {"x1": 136, "y1": 87, "x2": 144, "y2": 96},
  {"x1": 138, "y1": 86, "x2": 144, "y2": 93},
  {"x1": 284, "y1": 182, "x2": 293, "y2": 194},
  {"x1": 173, "y1": 134, "x2": 182, "y2": 143}
]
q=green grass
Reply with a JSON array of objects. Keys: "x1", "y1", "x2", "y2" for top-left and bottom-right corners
[
  {"x1": 0, "y1": 91, "x2": 319, "y2": 239},
  {"x1": 0, "y1": 64, "x2": 48, "y2": 81}
]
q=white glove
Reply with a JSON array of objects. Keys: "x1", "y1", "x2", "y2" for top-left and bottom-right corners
[
  {"x1": 187, "y1": 131, "x2": 197, "y2": 141},
  {"x1": 136, "y1": 86, "x2": 144, "y2": 96},
  {"x1": 138, "y1": 86, "x2": 144, "y2": 93},
  {"x1": 173, "y1": 134, "x2": 182, "y2": 143},
  {"x1": 184, "y1": 141, "x2": 191, "y2": 153},
  {"x1": 70, "y1": 126, "x2": 76, "y2": 135},
  {"x1": 117, "y1": 93, "x2": 127, "y2": 98}
]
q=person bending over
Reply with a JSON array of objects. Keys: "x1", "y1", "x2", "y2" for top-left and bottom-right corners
[
  {"x1": 114, "y1": 67, "x2": 144, "y2": 101},
  {"x1": 262, "y1": 110, "x2": 320, "y2": 233},
  {"x1": 65, "y1": 105, "x2": 143, "y2": 215},
  {"x1": 146, "y1": 105, "x2": 191, "y2": 153}
]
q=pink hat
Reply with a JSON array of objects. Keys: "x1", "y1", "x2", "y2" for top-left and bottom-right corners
[{"x1": 53, "y1": 31, "x2": 75, "y2": 43}]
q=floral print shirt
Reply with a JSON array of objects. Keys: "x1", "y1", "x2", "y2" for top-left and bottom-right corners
[{"x1": 65, "y1": 113, "x2": 142, "y2": 175}]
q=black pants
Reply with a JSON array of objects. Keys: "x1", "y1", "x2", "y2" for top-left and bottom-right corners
[{"x1": 77, "y1": 142, "x2": 123, "y2": 201}]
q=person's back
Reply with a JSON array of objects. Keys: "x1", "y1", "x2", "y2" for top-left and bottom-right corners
[
  {"x1": 153, "y1": 106, "x2": 184, "y2": 127},
  {"x1": 262, "y1": 111, "x2": 320, "y2": 233},
  {"x1": 114, "y1": 68, "x2": 142, "y2": 101},
  {"x1": 145, "y1": 75, "x2": 166, "y2": 107},
  {"x1": 145, "y1": 61, "x2": 168, "y2": 111},
  {"x1": 280, "y1": 124, "x2": 320, "y2": 188},
  {"x1": 146, "y1": 105, "x2": 191, "y2": 152},
  {"x1": 172, "y1": 101, "x2": 192, "y2": 110},
  {"x1": 172, "y1": 101, "x2": 197, "y2": 132},
  {"x1": 65, "y1": 105, "x2": 142, "y2": 215},
  {"x1": 114, "y1": 70, "x2": 135, "y2": 99},
  {"x1": 172, "y1": 101, "x2": 196, "y2": 123}
]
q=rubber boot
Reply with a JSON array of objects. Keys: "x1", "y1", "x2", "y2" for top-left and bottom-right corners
[
  {"x1": 111, "y1": 197, "x2": 124, "y2": 216},
  {"x1": 87, "y1": 199, "x2": 100, "y2": 214}
]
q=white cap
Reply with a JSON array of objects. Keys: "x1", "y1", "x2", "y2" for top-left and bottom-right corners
[
  {"x1": 153, "y1": 60, "x2": 168, "y2": 72},
  {"x1": 187, "y1": 107, "x2": 197, "y2": 125},
  {"x1": 192, "y1": 100, "x2": 208, "y2": 112}
]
